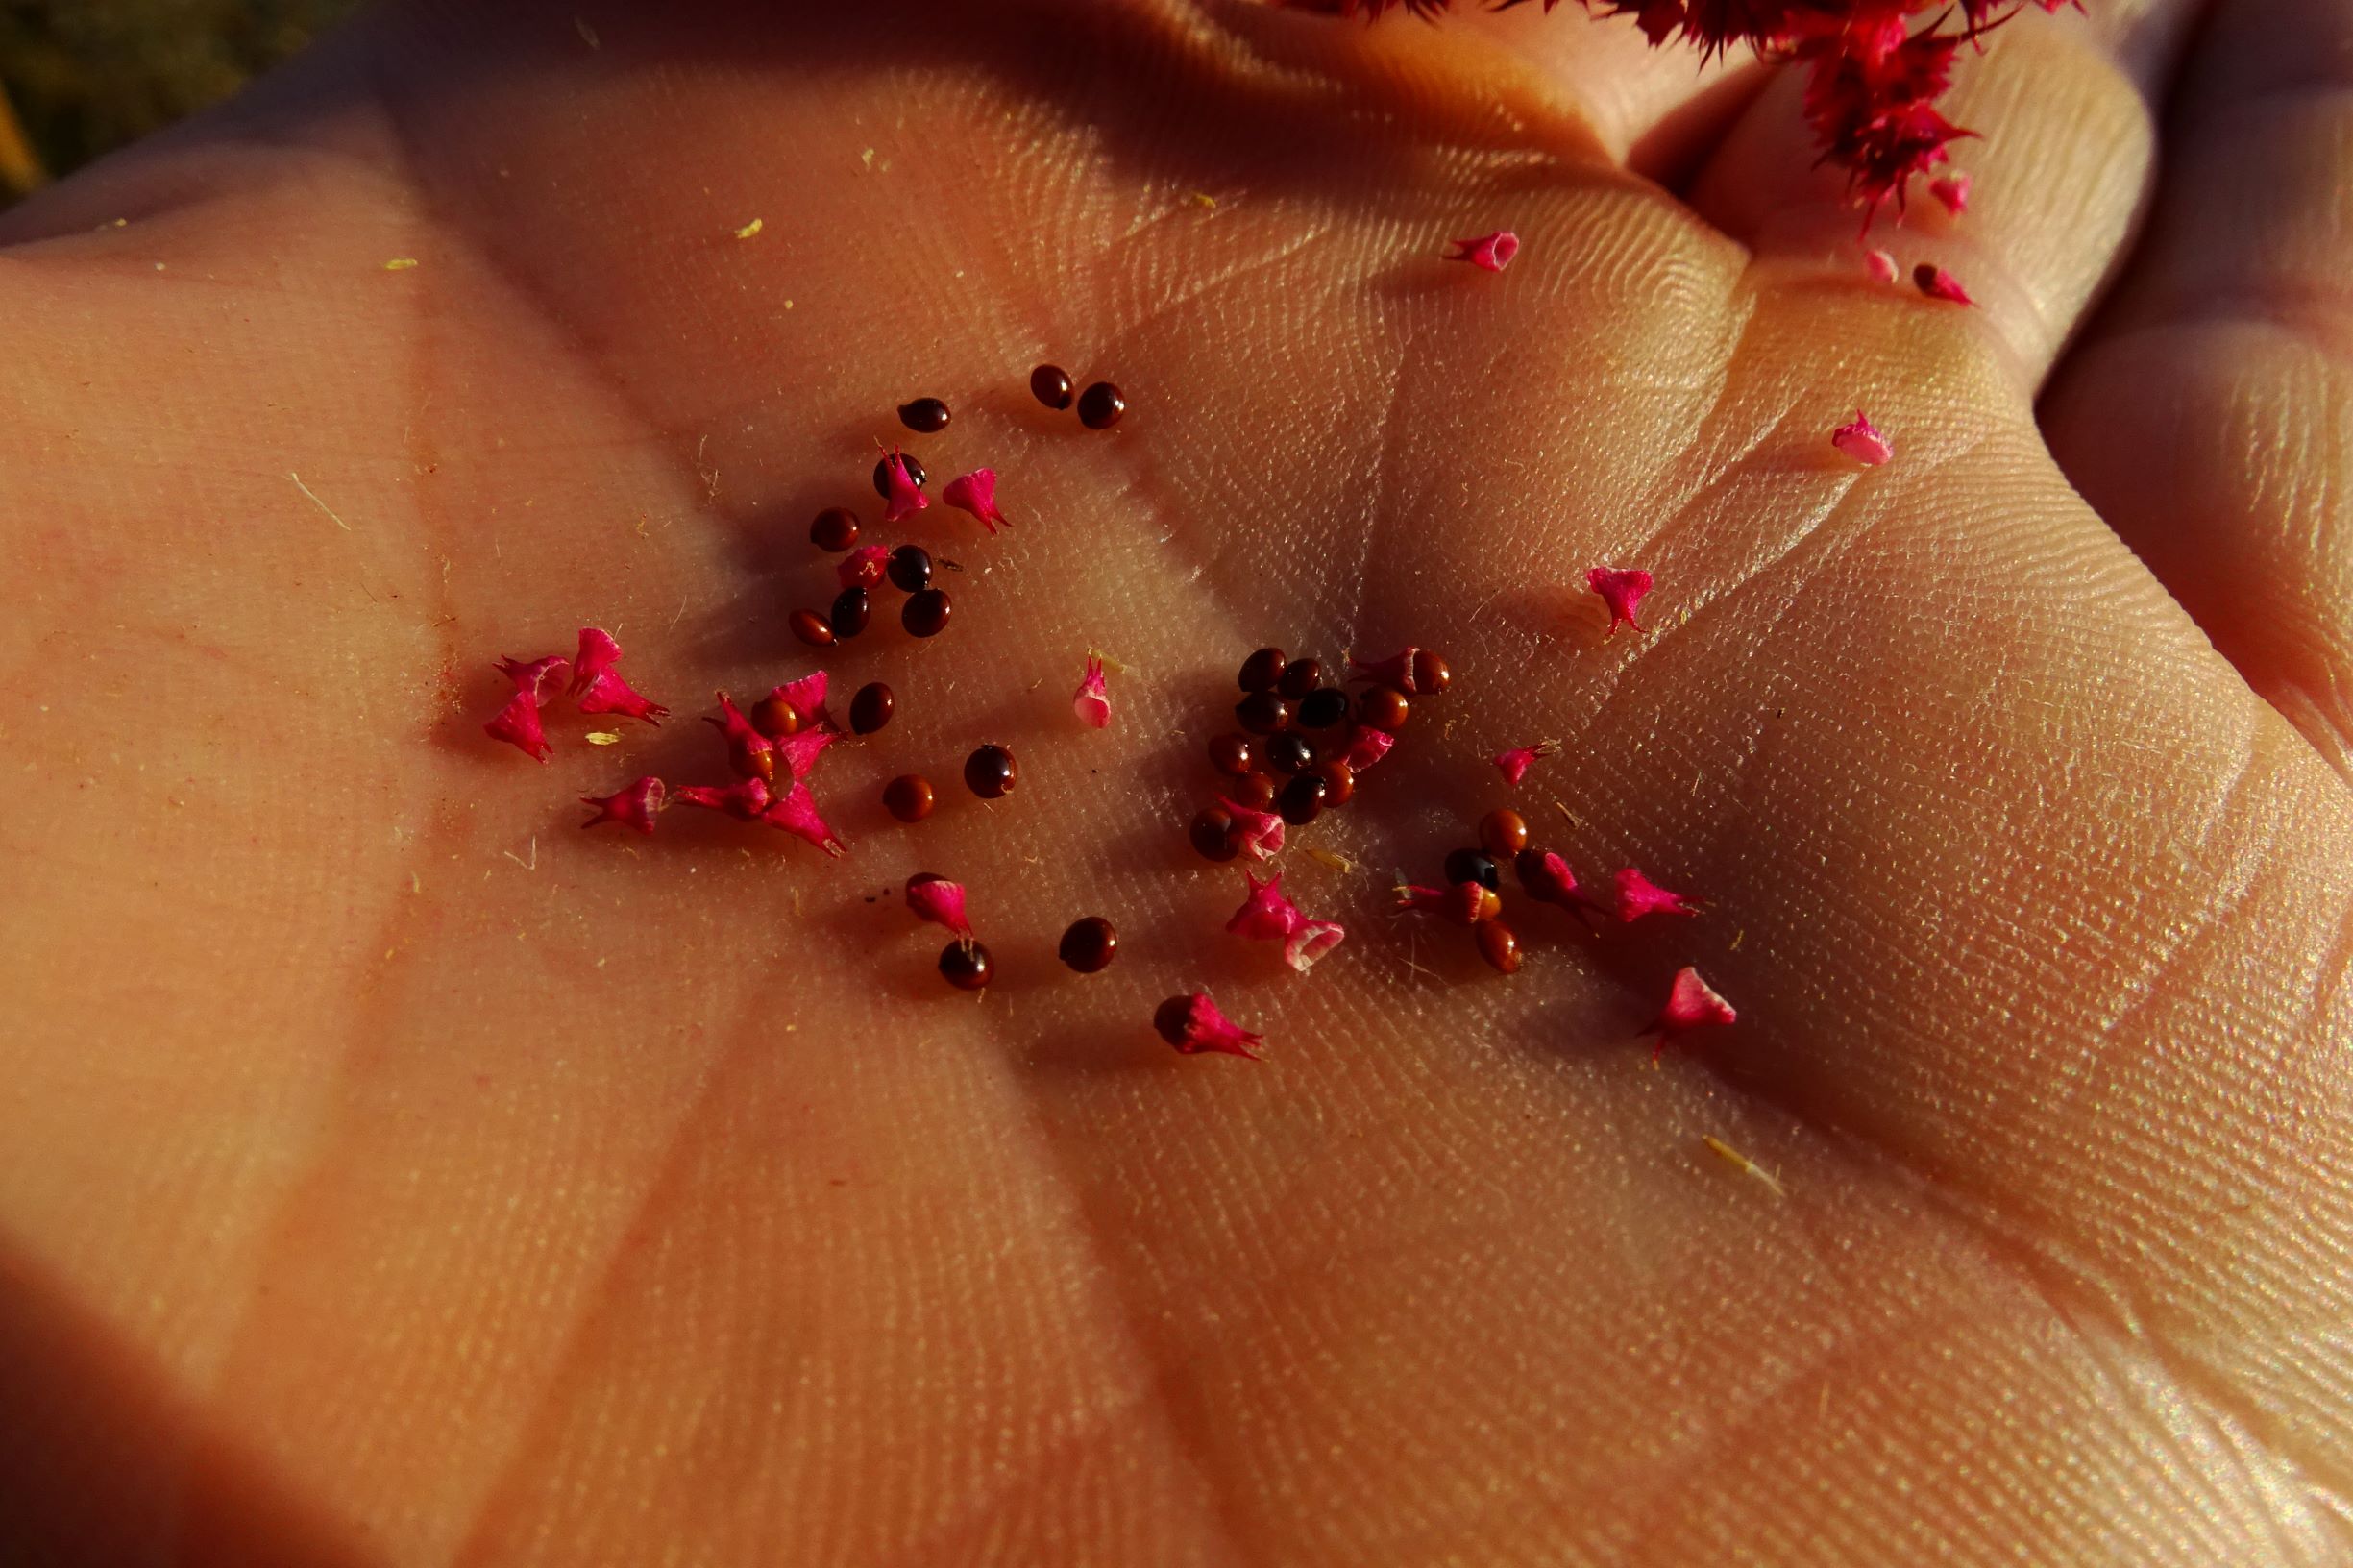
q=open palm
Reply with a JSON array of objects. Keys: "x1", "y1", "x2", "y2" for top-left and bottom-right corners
[{"x1": 2, "y1": 0, "x2": 2349, "y2": 1562}]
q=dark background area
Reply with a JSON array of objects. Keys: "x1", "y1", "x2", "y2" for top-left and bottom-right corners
[{"x1": 0, "y1": 0, "x2": 360, "y2": 206}]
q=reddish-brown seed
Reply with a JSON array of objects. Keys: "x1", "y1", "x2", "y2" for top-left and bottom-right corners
[
  {"x1": 750, "y1": 694, "x2": 802, "y2": 739},
  {"x1": 1411, "y1": 649, "x2": 1452, "y2": 694},
  {"x1": 1153, "y1": 995, "x2": 1192, "y2": 1046},
  {"x1": 1311, "y1": 759, "x2": 1354, "y2": 806},
  {"x1": 1278, "y1": 773, "x2": 1327, "y2": 825},
  {"x1": 883, "y1": 773, "x2": 935, "y2": 822},
  {"x1": 1480, "y1": 808, "x2": 1530, "y2": 859},
  {"x1": 1277, "y1": 657, "x2": 1325, "y2": 698},
  {"x1": 1030, "y1": 363, "x2": 1075, "y2": 410},
  {"x1": 790, "y1": 608, "x2": 835, "y2": 648},
  {"x1": 1058, "y1": 916, "x2": 1118, "y2": 973},
  {"x1": 965, "y1": 744, "x2": 1017, "y2": 798},
  {"x1": 1209, "y1": 733, "x2": 1257, "y2": 777},
  {"x1": 1231, "y1": 772, "x2": 1279, "y2": 811},
  {"x1": 1264, "y1": 733, "x2": 1313, "y2": 774},
  {"x1": 1236, "y1": 691, "x2": 1290, "y2": 735},
  {"x1": 1077, "y1": 381, "x2": 1126, "y2": 429},
  {"x1": 1476, "y1": 919, "x2": 1522, "y2": 974},
  {"x1": 1358, "y1": 685, "x2": 1409, "y2": 731},
  {"x1": 811, "y1": 507, "x2": 859, "y2": 551},
  {"x1": 897, "y1": 397, "x2": 951, "y2": 433},
  {"x1": 850, "y1": 682, "x2": 895, "y2": 735},
  {"x1": 830, "y1": 585, "x2": 871, "y2": 639},
  {"x1": 940, "y1": 939, "x2": 993, "y2": 991},
  {"x1": 903, "y1": 588, "x2": 952, "y2": 637},
  {"x1": 1238, "y1": 648, "x2": 1287, "y2": 693},
  {"x1": 887, "y1": 544, "x2": 932, "y2": 593},
  {"x1": 1190, "y1": 806, "x2": 1239, "y2": 862}
]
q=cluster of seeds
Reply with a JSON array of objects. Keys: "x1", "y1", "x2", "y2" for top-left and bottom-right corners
[{"x1": 1029, "y1": 363, "x2": 1125, "y2": 429}]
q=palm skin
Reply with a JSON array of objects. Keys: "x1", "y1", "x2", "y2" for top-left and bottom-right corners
[{"x1": 1, "y1": 0, "x2": 2349, "y2": 1563}]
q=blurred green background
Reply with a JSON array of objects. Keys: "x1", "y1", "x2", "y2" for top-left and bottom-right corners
[{"x1": 0, "y1": 0, "x2": 360, "y2": 206}]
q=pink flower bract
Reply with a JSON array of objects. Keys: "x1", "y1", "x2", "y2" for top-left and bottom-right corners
[
  {"x1": 1928, "y1": 171, "x2": 1971, "y2": 215},
  {"x1": 839, "y1": 546, "x2": 890, "y2": 591},
  {"x1": 1444, "y1": 230, "x2": 1520, "y2": 273},
  {"x1": 1615, "y1": 867, "x2": 1700, "y2": 921},
  {"x1": 768, "y1": 671, "x2": 831, "y2": 731},
  {"x1": 905, "y1": 873, "x2": 973, "y2": 939},
  {"x1": 1830, "y1": 409, "x2": 1893, "y2": 467},
  {"x1": 1395, "y1": 882, "x2": 1497, "y2": 925},
  {"x1": 1347, "y1": 647, "x2": 1437, "y2": 695},
  {"x1": 1225, "y1": 870, "x2": 1347, "y2": 974},
  {"x1": 706, "y1": 692, "x2": 778, "y2": 782},
  {"x1": 1493, "y1": 739, "x2": 1559, "y2": 786},
  {"x1": 762, "y1": 781, "x2": 846, "y2": 856},
  {"x1": 1586, "y1": 566, "x2": 1653, "y2": 637},
  {"x1": 1342, "y1": 725, "x2": 1395, "y2": 772},
  {"x1": 1913, "y1": 262, "x2": 1973, "y2": 305},
  {"x1": 1644, "y1": 966, "x2": 1737, "y2": 1059},
  {"x1": 569, "y1": 628, "x2": 668, "y2": 724},
  {"x1": 1864, "y1": 248, "x2": 1899, "y2": 283},
  {"x1": 776, "y1": 724, "x2": 839, "y2": 783},
  {"x1": 483, "y1": 653, "x2": 571, "y2": 761},
  {"x1": 674, "y1": 776, "x2": 772, "y2": 821},
  {"x1": 1153, "y1": 992, "x2": 1264, "y2": 1060},
  {"x1": 1073, "y1": 653, "x2": 1112, "y2": 729},
  {"x1": 878, "y1": 445, "x2": 928, "y2": 524},
  {"x1": 581, "y1": 775, "x2": 668, "y2": 834},
  {"x1": 942, "y1": 469, "x2": 1009, "y2": 535},
  {"x1": 1218, "y1": 796, "x2": 1287, "y2": 861}
]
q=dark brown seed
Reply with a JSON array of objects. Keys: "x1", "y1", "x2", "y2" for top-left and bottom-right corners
[
  {"x1": 964, "y1": 744, "x2": 1017, "y2": 799},
  {"x1": 1190, "y1": 807, "x2": 1239, "y2": 862},
  {"x1": 1310, "y1": 759, "x2": 1354, "y2": 807},
  {"x1": 790, "y1": 608, "x2": 835, "y2": 648},
  {"x1": 1153, "y1": 995, "x2": 1194, "y2": 1046},
  {"x1": 1264, "y1": 733, "x2": 1314, "y2": 774},
  {"x1": 1278, "y1": 772, "x2": 1328, "y2": 825},
  {"x1": 1277, "y1": 657, "x2": 1324, "y2": 698},
  {"x1": 1296, "y1": 688, "x2": 1349, "y2": 730},
  {"x1": 1411, "y1": 649, "x2": 1452, "y2": 695},
  {"x1": 1209, "y1": 733, "x2": 1256, "y2": 777},
  {"x1": 1238, "y1": 647, "x2": 1287, "y2": 692},
  {"x1": 1357, "y1": 685, "x2": 1409, "y2": 731},
  {"x1": 1235, "y1": 691, "x2": 1290, "y2": 735},
  {"x1": 1231, "y1": 772, "x2": 1279, "y2": 811},
  {"x1": 1058, "y1": 916, "x2": 1118, "y2": 974},
  {"x1": 1030, "y1": 363, "x2": 1075, "y2": 410},
  {"x1": 1445, "y1": 848, "x2": 1501, "y2": 891},
  {"x1": 1515, "y1": 847, "x2": 1574, "y2": 902},
  {"x1": 897, "y1": 397, "x2": 951, "y2": 434},
  {"x1": 940, "y1": 939, "x2": 994, "y2": 991},
  {"x1": 1480, "y1": 808, "x2": 1530, "y2": 859},
  {"x1": 830, "y1": 585, "x2": 871, "y2": 639},
  {"x1": 849, "y1": 681, "x2": 895, "y2": 735},
  {"x1": 1476, "y1": 919, "x2": 1523, "y2": 975},
  {"x1": 749, "y1": 694, "x2": 802, "y2": 739},
  {"x1": 886, "y1": 544, "x2": 933, "y2": 593},
  {"x1": 810, "y1": 507, "x2": 859, "y2": 551},
  {"x1": 871, "y1": 452, "x2": 927, "y2": 500},
  {"x1": 883, "y1": 774, "x2": 935, "y2": 822},
  {"x1": 1077, "y1": 380, "x2": 1126, "y2": 429},
  {"x1": 902, "y1": 588, "x2": 952, "y2": 637}
]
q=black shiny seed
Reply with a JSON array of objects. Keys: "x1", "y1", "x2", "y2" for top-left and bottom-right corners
[
  {"x1": 897, "y1": 397, "x2": 950, "y2": 433},
  {"x1": 1278, "y1": 773, "x2": 1328, "y2": 825},
  {"x1": 1296, "y1": 688, "x2": 1349, "y2": 730},
  {"x1": 886, "y1": 544, "x2": 933, "y2": 593},
  {"x1": 871, "y1": 452, "x2": 927, "y2": 500},
  {"x1": 964, "y1": 744, "x2": 1017, "y2": 799},
  {"x1": 1263, "y1": 733, "x2": 1314, "y2": 774},
  {"x1": 1235, "y1": 691, "x2": 1290, "y2": 735},
  {"x1": 1444, "y1": 848, "x2": 1501, "y2": 892},
  {"x1": 1077, "y1": 380, "x2": 1126, "y2": 429},
  {"x1": 1030, "y1": 363, "x2": 1074, "y2": 410},
  {"x1": 902, "y1": 588, "x2": 952, "y2": 637},
  {"x1": 829, "y1": 585, "x2": 870, "y2": 639},
  {"x1": 1058, "y1": 917, "x2": 1118, "y2": 974},
  {"x1": 940, "y1": 939, "x2": 993, "y2": 991}
]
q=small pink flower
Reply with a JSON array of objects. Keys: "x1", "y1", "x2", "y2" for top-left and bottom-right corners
[
  {"x1": 776, "y1": 724, "x2": 839, "y2": 782},
  {"x1": 569, "y1": 627, "x2": 668, "y2": 723},
  {"x1": 1913, "y1": 263, "x2": 1973, "y2": 305},
  {"x1": 1864, "y1": 248, "x2": 1899, "y2": 283},
  {"x1": 1830, "y1": 409, "x2": 1893, "y2": 467},
  {"x1": 761, "y1": 781, "x2": 846, "y2": 856},
  {"x1": 483, "y1": 653, "x2": 571, "y2": 761},
  {"x1": 674, "y1": 776, "x2": 772, "y2": 821},
  {"x1": 497, "y1": 654, "x2": 572, "y2": 705},
  {"x1": 1444, "y1": 230, "x2": 1519, "y2": 272},
  {"x1": 767, "y1": 671, "x2": 831, "y2": 730},
  {"x1": 877, "y1": 444, "x2": 928, "y2": 524},
  {"x1": 1072, "y1": 654, "x2": 1112, "y2": 729},
  {"x1": 1153, "y1": 992, "x2": 1264, "y2": 1060},
  {"x1": 1346, "y1": 647, "x2": 1443, "y2": 695},
  {"x1": 1586, "y1": 566, "x2": 1653, "y2": 637},
  {"x1": 1493, "y1": 740, "x2": 1559, "y2": 786},
  {"x1": 942, "y1": 469, "x2": 1009, "y2": 535},
  {"x1": 1218, "y1": 797, "x2": 1286, "y2": 861},
  {"x1": 1643, "y1": 966, "x2": 1736, "y2": 1059},
  {"x1": 1394, "y1": 882, "x2": 1498, "y2": 925},
  {"x1": 904, "y1": 873, "x2": 973, "y2": 939},
  {"x1": 1225, "y1": 870, "x2": 1346, "y2": 974},
  {"x1": 580, "y1": 775, "x2": 668, "y2": 834},
  {"x1": 1342, "y1": 725, "x2": 1395, "y2": 772},
  {"x1": 1614, "y1": 867, "x2": 1699, "y2": 921},
  {"x1": 1928, "y1": 172, "x2": 1971, "y2": 215},
  {"x1": 838, "y1": 546, "x2": 890, "y2": 591},
  {"x1": 1518, "y1": 849, "x2": 1606, "y2": 922},
  {"x1": 706, "y1": 692, "x2": 777, "y2": 782}
]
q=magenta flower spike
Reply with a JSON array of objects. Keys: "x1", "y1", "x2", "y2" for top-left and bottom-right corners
[
  {"x1": 942, "y1": 468, "x2": 1009, "y2": 535},
  {"x1": 580, "y1": 775, "x2": 668, "y2": 834},
  {"x1": 569, "y1": 627, "x2": 668, "y2": 723},
  {"x1": 1586, "y1": 567, "x2": 1654, "y2": 638},
  {"x1": 1073, "y1": 654, "x2": 1112, "y2": 729},
  {"x1": 1444, "y1": 230, "x2": 1520, "y2": 272}
]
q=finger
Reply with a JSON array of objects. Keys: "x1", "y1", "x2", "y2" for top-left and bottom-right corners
[
  {"x1": 1687, "y1": 0, "x2": 2206, "y2": 383},
  {"x1": 2041, "y1": 0, "x2": 2353, "y2": 779}
]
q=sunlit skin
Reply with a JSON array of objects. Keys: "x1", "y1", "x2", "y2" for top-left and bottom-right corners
[{"x1": 1, "y1": 0, "x2": 2350, "y2": 1562}]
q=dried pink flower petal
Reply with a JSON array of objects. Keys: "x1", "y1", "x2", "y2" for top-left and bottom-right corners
[
  {"x1": 1519, "y1": 848, "x2": 1607, "y2": 923},
  {"x1": 1218, "y1": 796, "x2": 1287, "y2": 861},
  {"x1": 1913, "y1": 262, "x2": 1973, "y2": 305},
  {"x1": 1342, "y1": 725, "x2": 1395, "y2": 772},
  {"x1": 1927, "y1": 172, "x2": 1971, "y2": 215},
  {"x1": 761, "y1": 781, "x2": 846, "y2": 857},
  {"x1": 1643, "y1": 966, "x2": 1736, "y2": 1059},
  {"x1": 768, "y1": 671, "x2": 830, "y2": 730},
  {"x1": 1154, "y1": 992, "x2": 1264, "y2": 1060},
  {"x1": 1830, "y1": 409, "x2": 1893, "y2": 466},
  {"x1": 1444, "y1": 230, "x2": 1520, "y2": 272},
  {"x1": 1225, "y1": 870, "x2": 1348, "y2": 974},
  {"x1": 706, "y1": 691, "x2": 778, "y2": 782},
  {"x1": 839, "y1": 546, "x2": 890, "y2": 591},
  {"x1": 1347, "y1": 647, "x2": 1439, "y2": 695},
  {"x1": 580, "y1": 775, "x2": 668, "y2": 833},
  {"x1": 942, "y1": 468, "x2": 1009, "y2": 535},
  {"x1": 1586, "y1": 566, "x2": 1653, "y2": 637},
  {"x1": 904, "y1": 872, "x2": 973, "y2": 939},
  {"x1": 483, "y1": 653, "x2": 572, "y2": 760},
  {"x1": 776, "y1": 724, "x2": 839, "y2": 782},
  {"x1": 1073, "y1": 653, "x2": 1112, "y2": 729},
  {"x1": 1394, "y1": 882, "x2": 1498, "y2": 925},
  {"x1": 1615, "y1": 867, "x2": 1700, "y2": 921},
  {"x1": 569, "y1": 628, "x2": 668, "y2": 724},
  {"x1": 1864, "y1": 248, "x2": 1899, "y2": 283},
  {"x1": 1493, "y1": 739, "x2": 1559, "y2": 786},
  {"x1": 674, "y1": 776, "x2": 772, "y2": 821},
  {"x1": 497, "y1": 654, "x2": 572, "y2": 705},
  {"x1": 877, "y1": 445, "x2": 928, "y2": 524}
]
